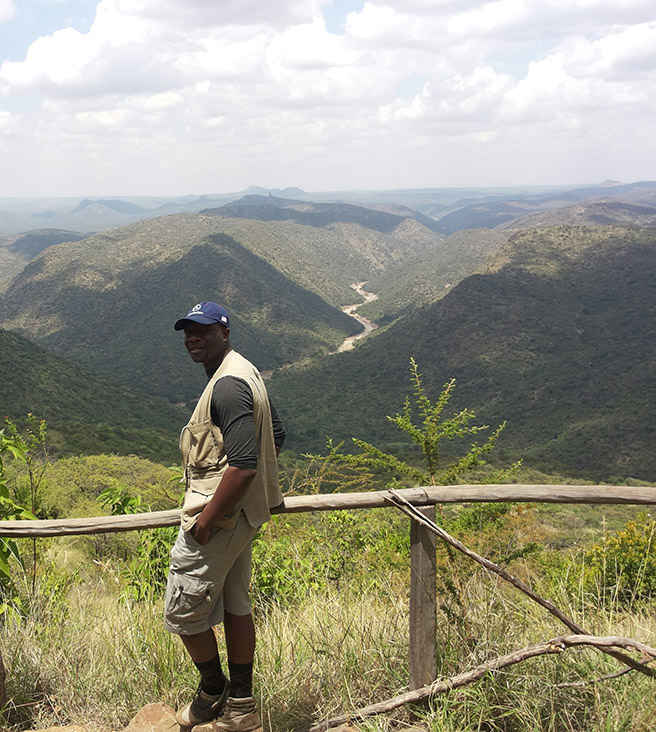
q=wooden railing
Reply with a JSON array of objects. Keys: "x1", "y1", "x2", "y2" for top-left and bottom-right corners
[{"x1": 2, "y1": 483, "x2": 655, "y2": 696}]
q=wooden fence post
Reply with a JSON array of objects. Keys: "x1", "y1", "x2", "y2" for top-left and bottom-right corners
[{"x1": 409, "y1": 505, "x2": 437, "y2": 689}]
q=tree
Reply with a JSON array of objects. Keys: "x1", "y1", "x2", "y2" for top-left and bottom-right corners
[
  {"x1": 0, "y1": 421, "x2": 36, "y2": 714},
  {"x1": 310, "y1": 358, "x2": 521, "y2": 645},
  {"x1": 3, "y1": 415, "x2": 48, "y2": 596},
  {"x1": 312, "y1": 358, "x2": 517, "y2": 490}
]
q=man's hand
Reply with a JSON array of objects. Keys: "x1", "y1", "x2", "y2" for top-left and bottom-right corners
[
  {"x1": 192, "y1": 517, "x2": 212, "y2": 545},
  {"x1": 190, "y1": 466, "x2": 256, "y2": 546}
]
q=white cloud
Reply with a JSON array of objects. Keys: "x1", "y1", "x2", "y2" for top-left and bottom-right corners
[
  {"x1": 0, "y1": 0, "x2": 655, "y2": 195},
  {"x1": 502, "y1": 24, "x2": 656, "y2": 121},
  {"x1": 447, "y1": 0, "x2": 656, "y2": 42},
  {"x1": 0, "y1": 108, "x2": 16, "y2": 129},
  {"x1": 112, "y1": 0, "x2": 321, "y2": 31},
  {"x1": 0, "y1": 0, "x2": 14, "y2": 23}
]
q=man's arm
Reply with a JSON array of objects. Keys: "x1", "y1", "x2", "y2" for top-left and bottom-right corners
[
  {"x1": 192, "y1": 376, "x2": 259, "y2": 545},
  {"x1": 192, "y1": 466, "x2": 255, "y2": 545}
]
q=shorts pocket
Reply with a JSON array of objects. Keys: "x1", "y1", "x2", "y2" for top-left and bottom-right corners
[{"x1": 165, "y1": 573, "x2": 214, "y2": 628}]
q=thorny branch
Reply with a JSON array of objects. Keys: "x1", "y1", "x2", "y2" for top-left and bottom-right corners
[
  {"x1": 386, "y1": 489, "x2": 656, "y2": 679},
  {"x1": 304, "y1": 634, "x2": 656, "y2": 732}
]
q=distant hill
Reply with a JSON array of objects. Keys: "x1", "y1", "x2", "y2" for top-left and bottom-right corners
[
  {"x1": 268, "y1": 225, "x2": 656, "y2": 482},
  {"x1": 0, "y1": 194, "x2": 238, "y2": 235},
  {"x1": 9, "y1": 228, "x2": 89, "y2": 258},
  {"x1": 0, "y1": 228, "x2": 90, "y2": 292},
  {"x1": 0, "y1": 328, "x2": 184, "y2": 463},
  {"x1": 2, "y1": 182, "x2": 654, "y2": 237},
  {"x1": 556, "y1": 180, "x2": 656, "y2": 206},
  {"x1": 438, "y1": 201, "x2": 537, "y2": 234},
  {"x1": 203, "y1": 194, "x2": 446, "y2": 234},
  {"x1": 435, "y1": 181, "x2": 656, "y2": 234},
  {"x1": 0, "y1": 208, "x2": 26, "y2": 234},
  {"x1": 500, "y1": 202, "x2": 656, "y2": 230},
  {"x1": 0, "y1": 213, "x2": 386, "y2": 402},
  {"x1": 360, "y1": 229, "x2": 509, "y2": 323},
  {"x1": 67, "y1": 199, "x2": 151, "y2": 216}
]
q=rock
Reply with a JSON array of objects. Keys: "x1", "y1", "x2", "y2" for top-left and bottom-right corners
[{"x1": 123, "y1": 703, "x2": 178, "y2": 732}]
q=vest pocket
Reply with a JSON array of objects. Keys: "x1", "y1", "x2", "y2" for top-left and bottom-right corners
[{"x1": 183, "y1": 421, "x2": 223, "y2": 468}]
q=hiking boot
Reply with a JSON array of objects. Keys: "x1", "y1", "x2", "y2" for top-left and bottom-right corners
[
  {"x1": 176, "y1": 680, "x2": 230, "y2": 729},
  {"x1": 194, "y1": 696, "x2": 263, "y2": 732}
]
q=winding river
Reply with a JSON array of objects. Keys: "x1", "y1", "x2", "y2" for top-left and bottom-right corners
[
  {"x1": 330, "y1": 281, "x2": 379, "y2": 354},
  {"x1": 261, "y1": 282, "x2": 379, "y2": 379}
]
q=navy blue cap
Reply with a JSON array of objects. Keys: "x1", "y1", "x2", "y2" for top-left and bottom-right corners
[{"x1": 174, "y1": 302, "x2": 230, "y2": 331}]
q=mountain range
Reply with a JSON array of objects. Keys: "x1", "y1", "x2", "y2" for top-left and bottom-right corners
[
  {"x1": 0, "y1": 203, "x2": 444, "y2": 403},
  {"x1": 2, "y1": 180, "x2": 654, "y2": 237},
  {"x1": 1, "y1": 187, "x2": 655, "y2": 481}
]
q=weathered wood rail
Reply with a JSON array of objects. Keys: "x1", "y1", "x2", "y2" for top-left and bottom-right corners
[
  {"x1": 2, "y1": 484, "x2": 655, "y2": 537},
  {"x1": 1, "y1": 483, "x2": 655, "y2": 697}
]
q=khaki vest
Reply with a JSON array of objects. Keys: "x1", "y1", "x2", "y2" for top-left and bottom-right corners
[{"x1": 179, "y1": 350, "x2": 283, "y2": 531}]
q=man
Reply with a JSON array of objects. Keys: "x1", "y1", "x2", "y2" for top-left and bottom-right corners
[{"x1": 164, "y1": 301, "x2": 285, "y2": 732}]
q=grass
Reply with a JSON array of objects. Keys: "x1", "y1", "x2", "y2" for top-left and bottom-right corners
[{"x1": 2, "y1": 508, "x2": 656, "y2": 732}]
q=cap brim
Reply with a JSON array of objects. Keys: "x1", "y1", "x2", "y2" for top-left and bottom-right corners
[{"x1": 173, "y1": 315, "x2": 218, "y2": 330}]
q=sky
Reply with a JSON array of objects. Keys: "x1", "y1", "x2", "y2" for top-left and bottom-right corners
[{"x1": 0, "y1": 0, "x2": 654, "y2": 197}]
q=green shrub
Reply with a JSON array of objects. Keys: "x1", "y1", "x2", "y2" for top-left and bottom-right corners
[
  {"x1": 0, "y1": 423, "x2": 35, "y2": 604},
  {"x1": 585, "y1": 512, "x2": 656, "y2": 607},
  {"x1": 252, "y1": 509, "x2": 409, "y2": 608},
  {"x1": 97, "y1": 484, "x2": 177, "y2": 602}
]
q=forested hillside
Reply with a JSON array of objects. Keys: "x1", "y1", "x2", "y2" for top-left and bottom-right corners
[
  {"x1": 500, "y1": 202, "x2": 656, "y2": 231},
  {"x1": 0, "y1": 328, "x2": 184, "y2": 462},
  {"x1": 269, "y1": 225, "x2": 656, "y2": 481},
  {"x1": 434, "y1": 180, "x2": 656, "y2": 233},
  {"x1": 0, "y1": 209, "x2": 446, "y2": 402},
  {"x1": 205, "y1": 193, "x2": 446, "y2": 234},
  {"x1": 0, "y1": 229, "x2": 89, "y2": 291},
  {"x1": 1, "y1": 200, "x2": 655, "y2": 482},
  {"x1": 360, "y1": 229, "x2": 509, "y2": 323}
]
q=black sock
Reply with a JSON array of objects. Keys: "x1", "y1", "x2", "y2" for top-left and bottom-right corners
[
  {"x1": 228, "y1": 661, "x2": 253, "y2": 698},
  {"x1": 194, "y1": 656, "x2": 227, "y2": 696}
]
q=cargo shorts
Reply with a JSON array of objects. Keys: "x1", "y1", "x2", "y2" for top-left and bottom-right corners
[{"x1": 164, "y1": 511, "x2": 258, "y2": 636}]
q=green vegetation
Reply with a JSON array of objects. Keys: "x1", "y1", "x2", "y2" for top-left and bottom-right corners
[
  {"x1": 0, "y1": 211, "x2": 441, "y2": 402},
  {"x1": 1, "y1": 202, "x2": 656, "y2": 728},
  {"x1": 585, "y1": 512, "x2": 656, "y2": 607},
  {"x1": 360, "y1": 229, "x2": 508, "y2": 324},
  {"x1": 502, "y1": 201, "x2": 656, "y2": 231},
  {"x1": 0, "y1": 391, "x2": 655, "y2": 731},
  {"x1": 4, "y1": 209, "x2": 654, "y2": 483},
  {"x1": 308, "y1": 358, "x2": 518, "y2": 490},
  {"x1": 2, "y1": 498, "x2": 656, "y2": 731},
  {"x1": 0, "y1": 328, "x2": 185, "y2": 463},
  {"x1": 0, "y1": 423, "x2": 34, "y2": 599},
  {"x1": 270, "y1": 225, "x2": 656, "y2": 482}
]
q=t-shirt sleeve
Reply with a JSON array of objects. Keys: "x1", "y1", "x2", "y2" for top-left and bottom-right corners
[
  {"x1": 210, "y1": 377, "x2": 258, "y2": 471},
  {"x1": 268, "y1": 395, "x2": 286, "y2": 450}
]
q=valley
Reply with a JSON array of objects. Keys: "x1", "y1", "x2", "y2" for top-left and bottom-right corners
[{"x1": 0, "y1": 183, "x2": 655, "y2": 481}]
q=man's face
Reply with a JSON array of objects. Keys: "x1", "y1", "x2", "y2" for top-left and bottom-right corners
[{"x1": 183, "y1": 322, "x2": 230, "y2": 370}]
